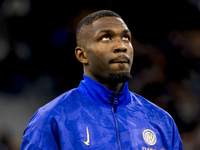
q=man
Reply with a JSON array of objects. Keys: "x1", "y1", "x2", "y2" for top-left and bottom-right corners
[{"x1": 21, "y1": 10, "x2": 183, "y2": 150}]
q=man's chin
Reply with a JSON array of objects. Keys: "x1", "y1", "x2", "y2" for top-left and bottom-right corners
[{"x1": 107, "y1": 72, "x2": 132, "y2": 83}]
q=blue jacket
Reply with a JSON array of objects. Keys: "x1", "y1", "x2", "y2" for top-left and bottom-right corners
[{"x1": 21, "y1": 75, "x2": 183, "y2": 150}]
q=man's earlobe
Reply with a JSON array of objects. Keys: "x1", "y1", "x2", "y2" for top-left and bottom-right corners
[{"x1": 75, "y1": 47, "x2": 88, "y2": 64}]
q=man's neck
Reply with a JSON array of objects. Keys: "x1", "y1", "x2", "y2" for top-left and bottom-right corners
[
  {"x1": 84, "y1": 73, "x2": 125, "y2": 92},
  {"x1": 102, "y1": 82, "x2": 124, "y2": 92}
]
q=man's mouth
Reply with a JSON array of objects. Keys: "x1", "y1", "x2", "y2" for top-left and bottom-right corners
[
  {"x1": 111, "y1": 59, "x2": 129, "y2": 63},
  {"x1": 109, "y1": 55, "x2": 130, "y2": 64}
]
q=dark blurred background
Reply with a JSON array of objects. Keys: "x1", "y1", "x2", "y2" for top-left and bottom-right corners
[{"x1": 0, "y1": 0, "x2": 200, "y2": 149}]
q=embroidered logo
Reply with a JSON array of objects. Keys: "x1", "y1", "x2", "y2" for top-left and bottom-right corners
[
  {"x1": 143, "y1": 129, "x2": 157, "y2": 145},
  {"x1": 83, "y1": 126, "x2": 90, "y2": 145}
]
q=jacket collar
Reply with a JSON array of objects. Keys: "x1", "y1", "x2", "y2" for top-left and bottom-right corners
[{"x1": 77, "y1": 75, "x2": 131, "y2": 109}]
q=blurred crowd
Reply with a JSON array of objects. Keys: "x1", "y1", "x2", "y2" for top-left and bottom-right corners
[{"x1": 0, "y1": 0, "x2": 200, "y2": 149}]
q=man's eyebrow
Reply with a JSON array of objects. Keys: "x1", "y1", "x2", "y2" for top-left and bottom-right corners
[
  {"x1": 97, "y1": 29, "x2": 113, "y2": 34},
  {"x1": 123, "y1": 29, "x2": 131, "y2": 34},
  {"x1": 97, "y1": 29, "x2": 131, "y2": 35}
]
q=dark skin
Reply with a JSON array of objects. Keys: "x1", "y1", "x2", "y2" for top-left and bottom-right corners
[{"x1": 75, "y1": 17, "x2": 134, "y2": 92}]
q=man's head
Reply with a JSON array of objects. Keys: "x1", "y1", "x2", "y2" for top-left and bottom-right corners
[
  {"x1": 75, "y1": 10, "x2": 134, "y2": 87},
  {"x1": 76, "y1": 10, "x2": 122, "y2": 47}
]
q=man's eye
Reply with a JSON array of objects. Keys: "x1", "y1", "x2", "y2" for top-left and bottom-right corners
[
  {"x1": 122, "y1": 35, "x2": 130, "y2": 41},
  {"x1": 99, "y1": 35, "x2": 111, "y2": 41}
]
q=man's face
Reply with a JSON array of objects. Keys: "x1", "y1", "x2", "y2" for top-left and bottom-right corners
[{"x1": 82, "y1": 17, "x2": 134, "y2": 83}]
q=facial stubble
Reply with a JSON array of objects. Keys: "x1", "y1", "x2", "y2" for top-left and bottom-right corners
[{"x1": 107, "y1": 72, "x2": 132, "y2": 83}]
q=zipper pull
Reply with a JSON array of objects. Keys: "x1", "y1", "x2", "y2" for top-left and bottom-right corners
[{"x1": 113, "y1": 92, "x2": 118, "y2": 113}]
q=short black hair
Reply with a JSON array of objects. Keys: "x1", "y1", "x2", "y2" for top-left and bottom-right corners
[{"x1": 76, "y1": 10, "x2": 122, "y2": 46}]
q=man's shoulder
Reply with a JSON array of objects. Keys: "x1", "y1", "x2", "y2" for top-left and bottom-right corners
[
  {"x1": 22, "y1": 88, "x2": 81, "y2": 148},
  {"x1": 26, "y1": 88, "x2": 81, "y2": 127},
  {"x1": 129, "y1": 91, "x2": 173, "y2": 121},
  {"x1": 37, "y1": 88, "x2": 80, "y2": 117},
  {"x1": 23, "y1": 88, "x2": 80, "y2": 136}
]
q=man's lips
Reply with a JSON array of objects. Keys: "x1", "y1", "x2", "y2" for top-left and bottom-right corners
[
  {"x1": 111, "y1": 59, "x2": 129, "y2": 63},
  {"x1": 109, "y1": 55, "x2": 130, "y2": 64}
]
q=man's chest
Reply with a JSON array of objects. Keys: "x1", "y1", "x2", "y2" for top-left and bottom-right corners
[{"x1": 57, "y1": 107, "x2": 169, "y2": 150}]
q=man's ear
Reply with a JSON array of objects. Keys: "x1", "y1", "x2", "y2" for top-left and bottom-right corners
[{"x1": 75, "y1": 46, "x2": 88, "y2": 64}]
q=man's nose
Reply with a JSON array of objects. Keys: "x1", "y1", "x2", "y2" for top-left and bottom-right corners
[{"x1": 113, "y1": 39, "x2": 127, "y2": 53}]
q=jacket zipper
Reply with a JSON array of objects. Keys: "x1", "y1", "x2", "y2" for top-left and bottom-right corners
[{"x1": 111, "y1": 92, "x2": 122, "y2": 150}]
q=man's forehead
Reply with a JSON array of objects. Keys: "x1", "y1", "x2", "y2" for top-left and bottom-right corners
[{"x1": 91, "y1": 17, "x2": 129, "y2": 33}]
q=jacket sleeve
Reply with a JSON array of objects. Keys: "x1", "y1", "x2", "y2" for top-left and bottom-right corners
[
  {"x1": 20, "y1": 111, "x2": 60, "y2": 150},
  {"x1": 20, "y1": 138, "x2": 42, "y2": 150},
  {"x1": 172, "y1": 120, "x2": 183, "y2": 150}
]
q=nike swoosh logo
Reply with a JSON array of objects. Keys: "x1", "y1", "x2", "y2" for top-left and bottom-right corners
[{"x1": 83, "y1": 126, "x2": 90, "y2": 145}]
